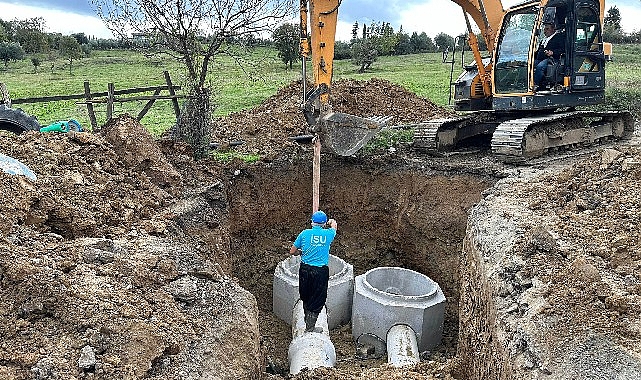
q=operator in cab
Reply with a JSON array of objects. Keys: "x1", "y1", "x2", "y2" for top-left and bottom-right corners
[{"x1": 534, "y1": 21, "x2": 565, "y2": 91}]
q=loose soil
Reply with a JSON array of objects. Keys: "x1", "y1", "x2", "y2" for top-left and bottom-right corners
[{"x1": 0, "y1": 78, "x2": 639, "y2": 379}]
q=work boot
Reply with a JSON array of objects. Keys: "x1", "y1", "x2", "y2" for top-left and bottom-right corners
[{"x1": 304, "y1": 311, "x2": 319, "y2": 332}]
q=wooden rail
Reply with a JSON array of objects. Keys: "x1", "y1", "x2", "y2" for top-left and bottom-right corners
[{"x1": 3, "y1": 71, "x2": 184, "y2": 131}]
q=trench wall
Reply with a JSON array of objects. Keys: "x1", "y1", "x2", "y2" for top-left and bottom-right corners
[{"x1": 226, "y1": 157, "x2": 493, "y2": 347}]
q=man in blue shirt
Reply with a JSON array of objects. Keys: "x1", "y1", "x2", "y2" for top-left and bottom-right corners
[{"x1": 289, "y1": 210, "x2": 338, "y2": 332}]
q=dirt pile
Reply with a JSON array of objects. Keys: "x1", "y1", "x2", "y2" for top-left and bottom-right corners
[
  {"x1": 459, "y1": 144, "x2": 641, "y2": 379},
  {"x1": 0, "y1": 116, "x2": 261, "y2": 380},
  {"x1": 212, "y1": 78, "x2": 453, "y2": 156}
]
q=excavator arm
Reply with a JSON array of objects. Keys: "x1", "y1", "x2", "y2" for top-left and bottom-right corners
[
  {"x1": 299, "y1": 0, "x2": 391, "y2": 156},
  {"x1": 452, "y1": 0, "x2": 505, "y2": 53}
]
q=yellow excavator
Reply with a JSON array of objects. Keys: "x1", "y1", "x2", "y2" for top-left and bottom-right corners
[{"x1": 299, "y1": 0, "x2": 633, "y2": 160}]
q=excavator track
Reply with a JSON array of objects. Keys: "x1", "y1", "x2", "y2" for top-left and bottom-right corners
[
  {"x1": 412, "y1": 110, "x2": 633, "y2": 162},
  {"x1": 413, "y1": 113, "x2": 495, "y2": 153},
  {"x1": 412, "y1": 117, "x2": 470, "y2": 151},
  {"x1": 491, "y1": 110, "x2": 634, "y2": 161}
]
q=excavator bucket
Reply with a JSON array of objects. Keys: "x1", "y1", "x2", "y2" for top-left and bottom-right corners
[{"x1": 319, "y1": 113, "x2": 393, "y2": 156}]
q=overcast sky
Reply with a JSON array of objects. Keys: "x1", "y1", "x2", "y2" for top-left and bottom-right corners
[{"x1": 0, "y1": 0, "x2": 639, "y2": 41}]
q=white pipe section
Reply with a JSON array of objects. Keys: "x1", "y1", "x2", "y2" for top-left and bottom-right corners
[
  {"x1": 386, "y1": 324, "x2": 420, "y2": 367},
  {"x1": 288, "y1": 300, "x2": 336, "y2": 374}
]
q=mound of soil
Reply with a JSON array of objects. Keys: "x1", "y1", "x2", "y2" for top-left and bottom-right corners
[{"x1": 213, "y1": 78, "x2": 453, "y2": 156}]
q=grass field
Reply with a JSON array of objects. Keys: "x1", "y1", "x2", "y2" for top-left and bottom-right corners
[{"x1": 1, "y1": 44, "x2": 639, "y2": 136}]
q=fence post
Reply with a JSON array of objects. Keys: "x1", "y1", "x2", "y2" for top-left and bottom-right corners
[
  {"x1": 84, "y1": 81, "x2": 98, "y2": 131},
  {"x1": 106, "y1": 83, "x2": 115, "y2": 121},
  {"x1": 164, "y1": 71, "x2": 181, "y2": 119}
]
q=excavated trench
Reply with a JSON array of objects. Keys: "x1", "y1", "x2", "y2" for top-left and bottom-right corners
[{"x1": 225, "y1": 156, "x2": 496, "y2": 376}]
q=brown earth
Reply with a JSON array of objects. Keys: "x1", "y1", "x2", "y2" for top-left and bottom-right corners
[{"x1": 0, "y1": 78, "x2": 639, "y2": 379}]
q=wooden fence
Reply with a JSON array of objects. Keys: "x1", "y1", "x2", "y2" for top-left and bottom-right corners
[{"x1": 1, "y1": 71, "x2": 185, "y2": 130}]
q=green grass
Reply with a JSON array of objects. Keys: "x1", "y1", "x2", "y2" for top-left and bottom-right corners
[
  {"x1": 1, "y1": 45, "x2": 639, "y2": 137},
  {"x1": 598, "y1": 44, "x2": 641, "y2": 118},
  {"x1": 0, "y1": 48, "x2": 455, "y2": 136},
  {"x1": 210, "y1": 150, "x2": 261, "y2": 163},
  {"x1": 333, "y1": 53, "x2": 454, "y2": 106}
]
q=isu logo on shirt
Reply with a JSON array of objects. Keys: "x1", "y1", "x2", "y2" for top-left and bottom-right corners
[{"x1": 311, "y1": 235, "x2": 327, "y2": 244}]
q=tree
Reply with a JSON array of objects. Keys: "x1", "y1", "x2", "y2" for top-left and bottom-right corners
[
  {"x1": 410, "y1": 32, "x2": 435, "y2": 53},
  {"x1": 0, "y1": 23, "x2": 7, "y2": 42},
  {"x1": 394, "y1": 31, "x2": 412, "y2": 55},
  {"x1": 334, "y1": 41, "x2": 351, "y2": 60},
  {"x1": 368, "y1": 22, "x2": 396, "y2": 56},
  {"x1": 31, "y1": 55, "x2": 41, "y2": 73},
  {"x1": 72, "y1": 33, "x2": 90, "y2": 45},
  {"x1": 272, "y1": 23, "x2": 298, "y2": 69},
  {"x1": 351, "y1": 21, "x2": 359, "y2": 42},
  {"x1": 13, "y1": 17, "x2": 49, "y2": 54},
  {"x1": 92, "y1": 0, "x2": 295, "y2": 158},
  {"x1": 0, "y1": 19, "x2": 14, "y2": 42},
  {"x1": 351, "y1": 37, "x2": 377, "y2": 73},
  {"x1": 434, "y1": 32, "x2": 455, "y2": 51},
  {"x1": 59, "y1": 36, "x2": 83, "y2": 74},
  {"x1": 0, "y1": 42, "x2": 25, "y2": 68},
  {"x1": 604, "y1": 6, "x2": 622, "y2": 30}
]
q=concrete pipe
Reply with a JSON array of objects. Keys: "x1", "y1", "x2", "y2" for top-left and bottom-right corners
[
  {"x1": 274, "y1": 254, "x2": 353, "y2": 329},
  {"x1": 386, "y1": 324, "x2": 420, "y2": 367},
  {"x1": 352, "y1": 266, "x2": 446, "y2": 351},
  {"x1": 288, "y1": 300, "x2": 336, "y2": 374}
]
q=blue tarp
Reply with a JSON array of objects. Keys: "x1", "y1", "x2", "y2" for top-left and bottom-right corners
[{"x1": 0, "y1": 153, "x2": 37, "y2": 181}]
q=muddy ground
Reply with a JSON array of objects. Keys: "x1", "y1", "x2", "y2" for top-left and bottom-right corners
[{"x1": 0, "y1": 78, "x2": 639, "y2": 379}]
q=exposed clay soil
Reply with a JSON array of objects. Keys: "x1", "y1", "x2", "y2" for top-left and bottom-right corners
[{"x1": 1, "y1": 78, "x2": 639, "y2": 379}]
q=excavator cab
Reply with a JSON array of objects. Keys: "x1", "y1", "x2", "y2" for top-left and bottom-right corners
[{"x1": 490, "y1": 0, "x2": 607, "y2": 110}]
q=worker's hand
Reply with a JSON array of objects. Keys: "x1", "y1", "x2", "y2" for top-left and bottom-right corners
[
  {"x1": 327, "y1": 218, "x2": 337, "y2": 229},
  {"x1": 545, "y1": 49, "x2": 553, "y2": 57}
]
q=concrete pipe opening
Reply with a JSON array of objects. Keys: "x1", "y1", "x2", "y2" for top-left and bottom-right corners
[
  {"x1": 273, "y1": 254, "x2": 354, "y2": 329},
  {"x1": 288, "y1": 300, "x2": 336, "y2": 374},
  {"x1": 352, "y1": 267, "x2": 446, "y2": 351}
]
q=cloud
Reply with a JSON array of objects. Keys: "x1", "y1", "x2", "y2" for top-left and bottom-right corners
[
  {"x1": 617, "y1": 3, "x2": 641, "y2": 32},
  {"x1": 0, "y1": 2, "x2": 113, "y2": 38},
  {"x1": 337, "y1": 0, "x2": 639, "y2": 41},
  {"x1": 397, "y1": 1, "x2": 467, "y2": 38}
]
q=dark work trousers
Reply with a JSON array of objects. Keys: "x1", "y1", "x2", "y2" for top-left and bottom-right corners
[{"x1": 298, "y1": 262, "x2": 329, "y2": 314}]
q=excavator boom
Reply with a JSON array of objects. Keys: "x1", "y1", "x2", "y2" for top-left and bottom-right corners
[
  {"x1": 300, "y1": 0, "x2": 391, "y2": 156},
  {"x1": 452, "y1": 0, "x2": 505, "y2": 53}
]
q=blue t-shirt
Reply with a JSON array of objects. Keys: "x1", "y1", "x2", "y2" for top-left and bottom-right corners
[{"x1": 293, "y1": 225, "x2": 336, "y2": 267}]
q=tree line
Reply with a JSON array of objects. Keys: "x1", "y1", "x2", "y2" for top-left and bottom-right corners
[
  {"x1": 603, "y1": 6, "x2": 641, "y2": 44},
  {"x1": 272, "y1": 21, "x2": 476, "y2": 73},
  {"x1": 0, "y1": 17, "x2": 105, "y2": 73}
]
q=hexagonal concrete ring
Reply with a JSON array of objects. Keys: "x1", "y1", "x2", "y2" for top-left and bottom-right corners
[
  {"x1": 352, "y1": 267, "x2": 446, "y2": 351},
  {"x1": 273, "y1": 254, "x2": 354, "y2": 329}
]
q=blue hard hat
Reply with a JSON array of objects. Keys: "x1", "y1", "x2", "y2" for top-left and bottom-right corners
[{"x1": 311, "y1": 210, "x2": 328, "y2": 224}]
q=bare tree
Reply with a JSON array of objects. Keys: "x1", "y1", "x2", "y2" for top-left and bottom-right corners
[{"x1": 91, "y1": 0, "x2": 295, "y2": 158}]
